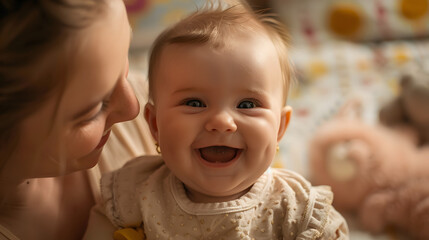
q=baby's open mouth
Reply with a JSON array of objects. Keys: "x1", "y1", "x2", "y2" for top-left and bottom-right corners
[{"x1": 199, "y1": 146, "x2": 239, "y2": 163}]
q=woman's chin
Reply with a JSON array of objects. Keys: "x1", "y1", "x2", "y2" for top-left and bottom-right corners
[{"x1": 70, "y1": 148, "x2": 103, "y2": 173}]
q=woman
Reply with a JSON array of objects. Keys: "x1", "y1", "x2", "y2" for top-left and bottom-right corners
[{"x1": 0, "y1": 0, "x2": 155, "y2": 239}]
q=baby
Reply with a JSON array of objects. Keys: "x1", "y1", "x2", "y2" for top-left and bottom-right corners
[{"x1": 100, "y1": 2, "x2": 349, "y2": 239}]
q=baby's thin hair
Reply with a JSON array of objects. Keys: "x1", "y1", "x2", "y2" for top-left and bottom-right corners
[{"x1": 147, "y1": 0, "x2": 294, "y2": 105}]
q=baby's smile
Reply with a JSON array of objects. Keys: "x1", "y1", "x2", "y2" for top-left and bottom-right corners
[{"x1": 199, "y1": 146, "x2": 240, "y2": 163}]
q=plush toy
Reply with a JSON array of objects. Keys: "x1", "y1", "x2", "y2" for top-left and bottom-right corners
[
  {"x1": 379, "y1": 66, "x2": 429, "y2": 146},
  {"x1": 309, "y1": 100, "x2": 429, "y2": 239},
  {"x1": 359, "y1": 177, "x2": 429, "y2": 240}
]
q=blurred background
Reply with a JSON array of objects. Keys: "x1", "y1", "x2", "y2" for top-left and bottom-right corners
[{"x1": 124, "y1": 0, "x2": 429, "y2": 239}]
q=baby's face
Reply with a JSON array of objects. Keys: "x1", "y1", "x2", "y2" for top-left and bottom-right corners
[{"x1": 147, "y1": 31, "x2": 291, "y2": 203}]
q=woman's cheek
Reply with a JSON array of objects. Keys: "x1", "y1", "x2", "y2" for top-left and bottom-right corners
[{"x1": 66, "y1": 121, "x2": 105, "y2": 159}]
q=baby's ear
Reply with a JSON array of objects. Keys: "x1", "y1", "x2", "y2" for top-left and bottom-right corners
[
  {"x1": 277, "y1": 106, "x2": 292, "y2": 142},
  {"x1": 144, "y1": 102, "x2": 159, "y2": 142}
]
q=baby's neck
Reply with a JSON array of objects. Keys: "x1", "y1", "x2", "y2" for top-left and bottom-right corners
[
  {"x1": 184, "y1": 184, "x2": 252, "y2": 203},
  {"x1": 0, "y1": 171, "x2": 94, "y2": 240}
]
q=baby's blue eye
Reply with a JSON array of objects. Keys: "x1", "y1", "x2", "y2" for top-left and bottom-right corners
[
  {"x1": 185, "y1": 99, "x2": 206, "y2": 108},
  {"x1": 237, "y1": 100, "x2": 256, "y2": 109}
]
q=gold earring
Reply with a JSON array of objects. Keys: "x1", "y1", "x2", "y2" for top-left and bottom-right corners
[
  {"x1": 272, "y1": 145, "x2": 283, "y2": 168},
  {"x1": 155, "y1": 142, "x2": 161, "y2": 154}
]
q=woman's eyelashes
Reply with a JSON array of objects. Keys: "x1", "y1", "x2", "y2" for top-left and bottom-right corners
[
  {"x1": 99, "y1": 100, "x2": 110, "y2": 114},
  {"x1": 81, "y1": 100, "x2": 110, "y2": 124}
]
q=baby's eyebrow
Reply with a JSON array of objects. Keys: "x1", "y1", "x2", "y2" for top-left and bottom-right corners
[
  {"x1": 172, "y1": 87, "x2": 202, "y2": 95},
  {"x1": 241, "y1": 88, "x2": 268, "y2": 97}
]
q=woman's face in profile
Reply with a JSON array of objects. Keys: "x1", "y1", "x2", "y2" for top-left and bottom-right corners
[{"x1": 4, "y1": 0, "x2": 138, "y2": 180}]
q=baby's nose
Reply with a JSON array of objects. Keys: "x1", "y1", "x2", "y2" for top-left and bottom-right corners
[{"x1": 205, "y1": 110, "x2": 237, "y2": 133}]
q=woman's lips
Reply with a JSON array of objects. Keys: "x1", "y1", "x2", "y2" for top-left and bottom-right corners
[{"x1": 96, "y1": 130, "x2": 111, "y2": 149}]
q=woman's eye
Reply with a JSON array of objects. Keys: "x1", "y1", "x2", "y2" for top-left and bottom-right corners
[
  {"x1": 185, "y1": 99, "x2": 206, "y2": 108},
  {"x1": 79, "y1": 100, "x2": 110, "y2": 125},
  {"x1": 237, "y1": 100, "x2": 256, "y2": 109}
]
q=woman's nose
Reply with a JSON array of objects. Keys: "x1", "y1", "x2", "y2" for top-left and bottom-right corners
[
  {"x1": 106, "y1": 77, "x2": 140, "y2": 127},
  {"x1": 205, "y1": 110, "x2": 237, "y2": 133}
]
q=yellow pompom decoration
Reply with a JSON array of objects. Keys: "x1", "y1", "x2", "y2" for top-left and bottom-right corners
[
  {"x1": 328, "y1": 2, "x2": 363, "y2": 38},
  {"x1": 113, "y1": 228, "x2": 145, "y2": 240},
  {"x1": 399, "y1": 0, "x2": 429, "y2": 20}
]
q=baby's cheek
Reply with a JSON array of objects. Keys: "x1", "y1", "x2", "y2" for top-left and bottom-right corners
[
  {"x1": 159, "y1": 113, "x2": 193, "y2": 139},
  {"x1": 250, "y1": 119, "x2": 277, "y2": 142}
]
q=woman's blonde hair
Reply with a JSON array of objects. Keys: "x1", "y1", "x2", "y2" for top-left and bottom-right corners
[
  {"x1": 147, "y1": 0, "x2": 294, "y2": 105},
  {"x1": 0, "y1": 0, "x2": 105, "y2": 164}
]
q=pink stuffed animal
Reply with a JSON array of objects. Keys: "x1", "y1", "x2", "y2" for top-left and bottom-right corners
[
  {"x1": 309, "y1": 100, "x2": 429, "y2": 239},
  {"x1": 360, "y1": 177, "x2": 429, "y2": 240}
]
